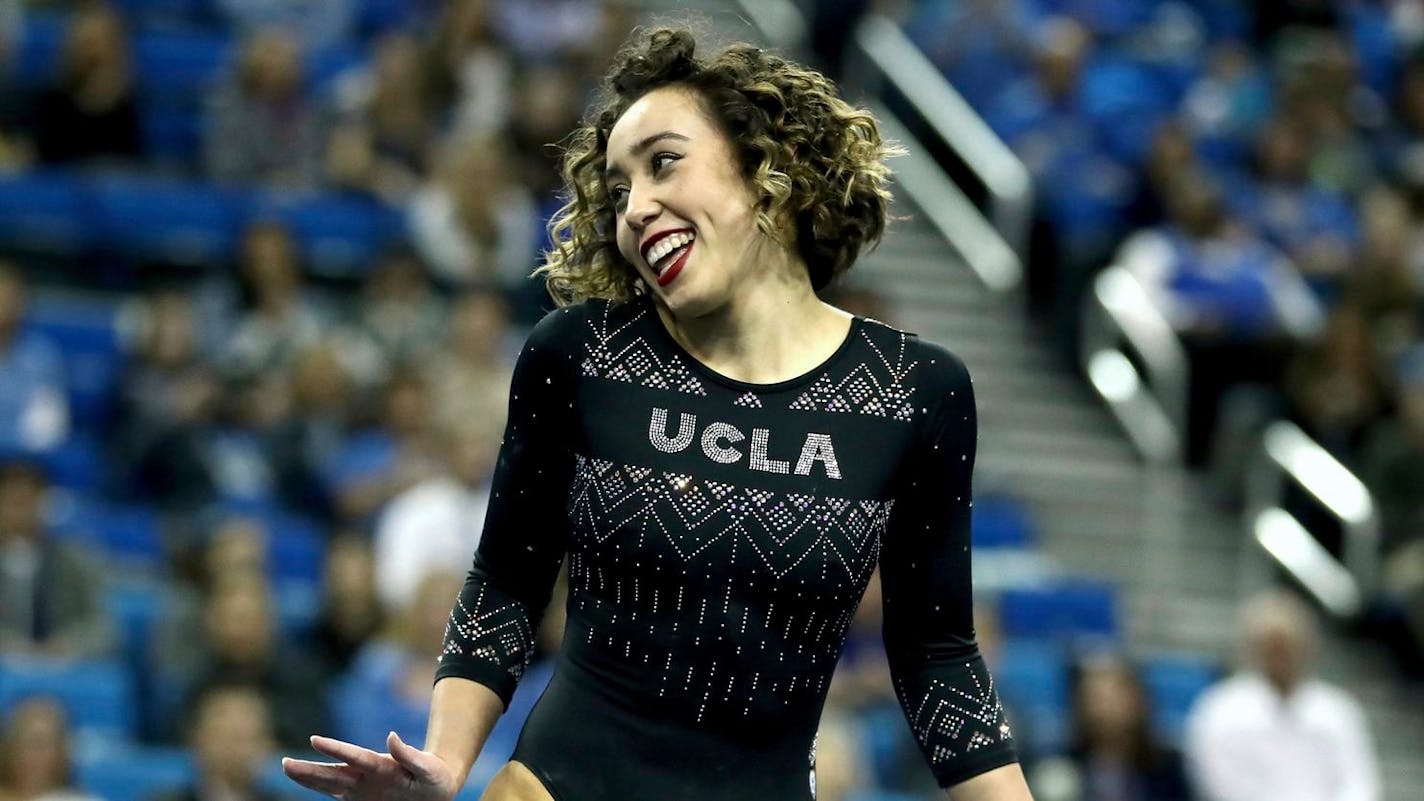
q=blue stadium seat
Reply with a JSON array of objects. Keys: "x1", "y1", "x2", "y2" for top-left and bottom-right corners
[
  {"x1": 131, "y1": 31, "x2": 232, "y2": 164},
  {"x1": 49, "y1": 493, "x2": 166, "y2": 569},
  {"x1": 971, "y1": 495, "x2": 1037, "y2": 549},
  {"x1": 26, "y1": 297, "x2": 126, "y2": 433},
  {"x1": 215, "y1": 498, "x2": 327, "y2": 585},
  {"x1": 90, "y1": 176, "x2": 248, "y2": 268},
  {"x1": 1143, "y1": 653, "x2": 1221, "y2": 745},
  {"x1": 14, "y1": 11, "x2": 66, "y2": 87},
  {"x1": 255, "y1": 193, "x2": 404, "y2": 279},
  {"x1": 992, "y1": 639, "x2": 1070, "y2": 755},
  {"x1": 306, "y1": 41, "x2": 366, "y2": 91},
  {"x1": 998, "y1": 580, "x2": 1120, "y2": 642},
  {"x1": 105, "y1": 578, "x2": 173, "y2": 675},
  {"x1": 76, "y1": 746, "x2": 194, "y2": 801},
  {"x1": 0, "y1": 171, "x2": 91, "y2": 257},
  {"x1": 133, "y1": 30, "x2": 234, "y2": 97},
  {"x1": 110, "y1": 0, "x2": 212, "y2": 31},
  {"x1": 43, "y1": 434, "x2": 104, "y2": 492},
  {"x1": 0, "y1": 659, "x2": 137, "y2": 739}
]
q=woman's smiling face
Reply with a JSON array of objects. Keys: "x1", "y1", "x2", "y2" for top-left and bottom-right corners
[{"x1": 604, "y1": 86, "x2": 767, "y2": 316}]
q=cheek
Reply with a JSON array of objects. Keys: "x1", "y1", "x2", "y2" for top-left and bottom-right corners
[{"x1": 615, "y1": 224, "x2": 639, "y2": 266}]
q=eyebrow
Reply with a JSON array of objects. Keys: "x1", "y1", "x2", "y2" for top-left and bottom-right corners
[{"x1": 604, "y1": 131, "x2": 690, "y2": 181}]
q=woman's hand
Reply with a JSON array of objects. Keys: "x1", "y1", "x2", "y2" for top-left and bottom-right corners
[{"x1": 282, "y1": 731, "x2": 461, "y2": 801}]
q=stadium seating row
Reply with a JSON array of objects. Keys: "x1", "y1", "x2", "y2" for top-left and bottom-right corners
[{"x1": 0, "y1": 170, "x2": 405, "y2": 278}]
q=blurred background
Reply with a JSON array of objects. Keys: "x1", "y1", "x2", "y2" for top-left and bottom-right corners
[{"x1": 0, "y1": 1, "x2": 1420, "y2": 800}]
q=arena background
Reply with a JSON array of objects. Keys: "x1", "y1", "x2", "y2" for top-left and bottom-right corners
[{"x1": 0, "y1": 1, "x2": 1421, "y2": 799}]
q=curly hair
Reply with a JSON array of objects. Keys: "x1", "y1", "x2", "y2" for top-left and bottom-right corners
[{"x1": 534, "y1": 27, "x2": 901, "y2": 305}]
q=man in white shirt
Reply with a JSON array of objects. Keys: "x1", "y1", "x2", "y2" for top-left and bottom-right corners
[
  {"x1": 372, "y1": 419, "x2": 497, "y2": 613},
  {"x1": 1184, "y1": 589, "x2": 1380, "y2": 801}
]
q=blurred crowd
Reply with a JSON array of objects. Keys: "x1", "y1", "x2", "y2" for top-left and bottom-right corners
[
  {"x1": 0, "y1": 0, "x2": 624, "y2": 799},
  {"x1": 0, "y1": 2, "x2": 1403, "y2": 801},
  {"x1": 903, "y1": 0, "x2": 1424, "y2": 679}
]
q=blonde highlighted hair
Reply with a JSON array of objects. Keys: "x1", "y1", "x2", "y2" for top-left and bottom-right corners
[{"x1": 535, "y1": 27, "x2": 901, "y2": 305}]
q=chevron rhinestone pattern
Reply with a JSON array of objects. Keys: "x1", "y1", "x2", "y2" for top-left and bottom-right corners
[
  {"x1": 893, "y1": 659, "x2": 1014, "y2": 768},
  {"x1": 580, "y1": 303, "x2": 707, "y2": 396}
]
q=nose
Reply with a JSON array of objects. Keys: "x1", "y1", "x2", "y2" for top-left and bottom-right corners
[{"x1": 624, "y1": 182, "x2": 660, "y2": 232}]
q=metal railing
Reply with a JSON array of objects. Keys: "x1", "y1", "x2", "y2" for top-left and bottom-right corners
[
  {"x1": 1243, "y1": 421, "x2": 1380, "y2": 618},
  {"x1": 732, "y1": 0, "x2": 1030, "y2": 292},
  {"x1": 848, "y1": 15, "x2": 1033, "y2": 262},
  {"x1": 1080, "y1": 267, "x2": 1381, "y2": 619},
  {"x1": 1079, "y1": 265, "x2": 1189, "y2": 464}
]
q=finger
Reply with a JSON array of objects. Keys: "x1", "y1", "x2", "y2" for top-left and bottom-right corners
[
  {"x1": 386, "y1": 730, "x2": 436, "y2": 783},
  {"x1": 282, "y1": 757, "x2": 359, "y2": 796},
  {"x1": 309, "y1": 735, "x2": 387, "y2": 772}
]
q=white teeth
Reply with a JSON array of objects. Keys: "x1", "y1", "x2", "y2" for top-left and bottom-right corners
[{"x1": 647, "y1": 232, "x2": 694, "y2": 269}]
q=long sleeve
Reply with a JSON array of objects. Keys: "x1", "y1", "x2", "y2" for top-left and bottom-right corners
[
  {"x1": 879, "y1": 341, "x2": 1018, "y2": 787},
  {"x1": 435, "y1": 307, "x2": 579, "y2": 708}
]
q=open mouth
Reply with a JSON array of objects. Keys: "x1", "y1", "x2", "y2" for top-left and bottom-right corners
[{"x1": 644, "y1": 231, "x2": 695, "y2": 286}]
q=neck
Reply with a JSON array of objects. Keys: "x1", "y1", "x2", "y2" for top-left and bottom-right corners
[{"x1": 653, "y1": 260, "x2": 848, "y2": 385}]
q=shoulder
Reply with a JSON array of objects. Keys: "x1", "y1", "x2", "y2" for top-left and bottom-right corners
[
  {"x1": 520, "y1": 298, "x2": 604, "y2": 355},
  {"x1": 1300, "y1": 679, "x2": 1368, "y2": 720},
  {"x1": 1190, "y1": 674, "x2": 1267, "y2": 724},
  {"x1": 860, "y1": 318, "x2": 973, "y2": 408}
]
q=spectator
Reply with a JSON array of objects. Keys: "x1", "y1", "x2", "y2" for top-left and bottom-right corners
[
  {"x1": 506, "y1": 63, "x2": 582, "y2": 204},
  {"x1": 985, "y1": 16, "x2": 1136, "y2": 327},
  {"x1": 1284, "y1": 300, "x2": 1386, "y2": 457},
  {"x1": 213, "y1": 0, "x2": 357, "y2": 51},
  {"x1": 267, "y1": 340, "x2": 354, "y2": 520},
  {"x1": 406, "y1": 133, "x2": 538, "y2": 291},
  {"x1": 320, "y1": 366, "x2": 441, "y2": 525},
  {"x1": 205, "y1": 30, "x2": 330, "y2": 190},
  {"x1": 1229, "y1": 114, "x2": 1357, "y2": 297},
  {"x1": 1181, "y1": 41, "x2": 1271, "y2": 167},
  {"x1": 337, "y1": 248, "x2": 447, "y2": 392},
  {"x1": 152, "y1": 683, "x2": 288, "y2": 801},
  {"x1": 113, "y1": 289, "x2": 222, "y2": 510},
  {"x1": 225, "y1": 221, "x2": 327, "y2": 381},
  {"x1": 1119, "y1": 169, "x2": 1323, "y2": 462},
  {"x1": 372, "y1": 417, "x2": 498, "y2": 614},
  {"x1": 0, "y1": 453, "x2": 113, "y2": 660},
  {"x1": 0, "y1": 265, "x2": 69, "y2": 452},
  {"x1": 1124, "y1": 121, "x2": 1201, "y2": 231},
  {"x1": 32, "y1": 2, "x2": 142, "y2": 166},
  {"x1": 1347, "y1": 187, "x2": 1420, "y2": 360},
  {"x1": 1058, "y1": 652, "x2": 1190, "y2": 801},
  {"x1": 492, "y1": 0, "x2": 606, "y2": 64},
  {"x1": 0, "y1": 697, "x2": 100, "y2": 801},
  {"x1": 327, "y1": 33, "x2": 435, "y2": 204},
  {"x1": 1361, "y1": 345, "x2": 1424, "y2": 666},
  {"x1": 424, "y1": 285, "x2": 514, "y2": 438},
  {"x1": 1184, "y1": 590, "x2": 1380, "y2": 801},
  {"x1": 330, "y1": 569, "x2": 463, "y2": 750},
  {"x1": 307, "y1": 533, "x2": 383, "y2": 678},
  {"x1": 173, "y1": 572, "x2": 328, "y2": 749},
  {"x1": 906, "y1": 0, "x2": 1039, "y2": 113},
  {"x1": 424, "y1": 0, "x2": 513, "y2": 140},
  {"x1": 0, "y1": 0, "x2": 31, "y2": 170}
]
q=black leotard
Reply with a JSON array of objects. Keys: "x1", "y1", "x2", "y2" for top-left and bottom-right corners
[{"x1": 436, "y1": 295, "x2": 1017, "y2": 800}]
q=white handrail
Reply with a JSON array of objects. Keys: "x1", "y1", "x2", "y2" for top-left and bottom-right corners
[
  {"x1": 1079, "y1": 265, "x2": 1189, "y2": 463},
  {"x1": 1246, "y1": 420, "x2": 1380, "y2": 616},
  {"x1": 852, "y1": 13, "x2": 1034, "y2": 260},
  {"x1": 730, "y1": 0, "x2": 1031, "y2": 291}
]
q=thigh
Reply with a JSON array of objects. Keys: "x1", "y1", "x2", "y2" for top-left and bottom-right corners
[{"x1": 479, "y1": 761, "x2": 558, "y2": 801}]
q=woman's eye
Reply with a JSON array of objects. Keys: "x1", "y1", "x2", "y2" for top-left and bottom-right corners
[
  {"x1": 651, "y1": 152, "x2": 678, "y2": 173},
  {"x1": 609, "y1": 186, "x2": 629, "y2": 209}
]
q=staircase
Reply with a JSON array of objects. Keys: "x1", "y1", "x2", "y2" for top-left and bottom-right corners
[{"x1": 856, "y1": 212, "x2": 1424, "y2": 801}]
